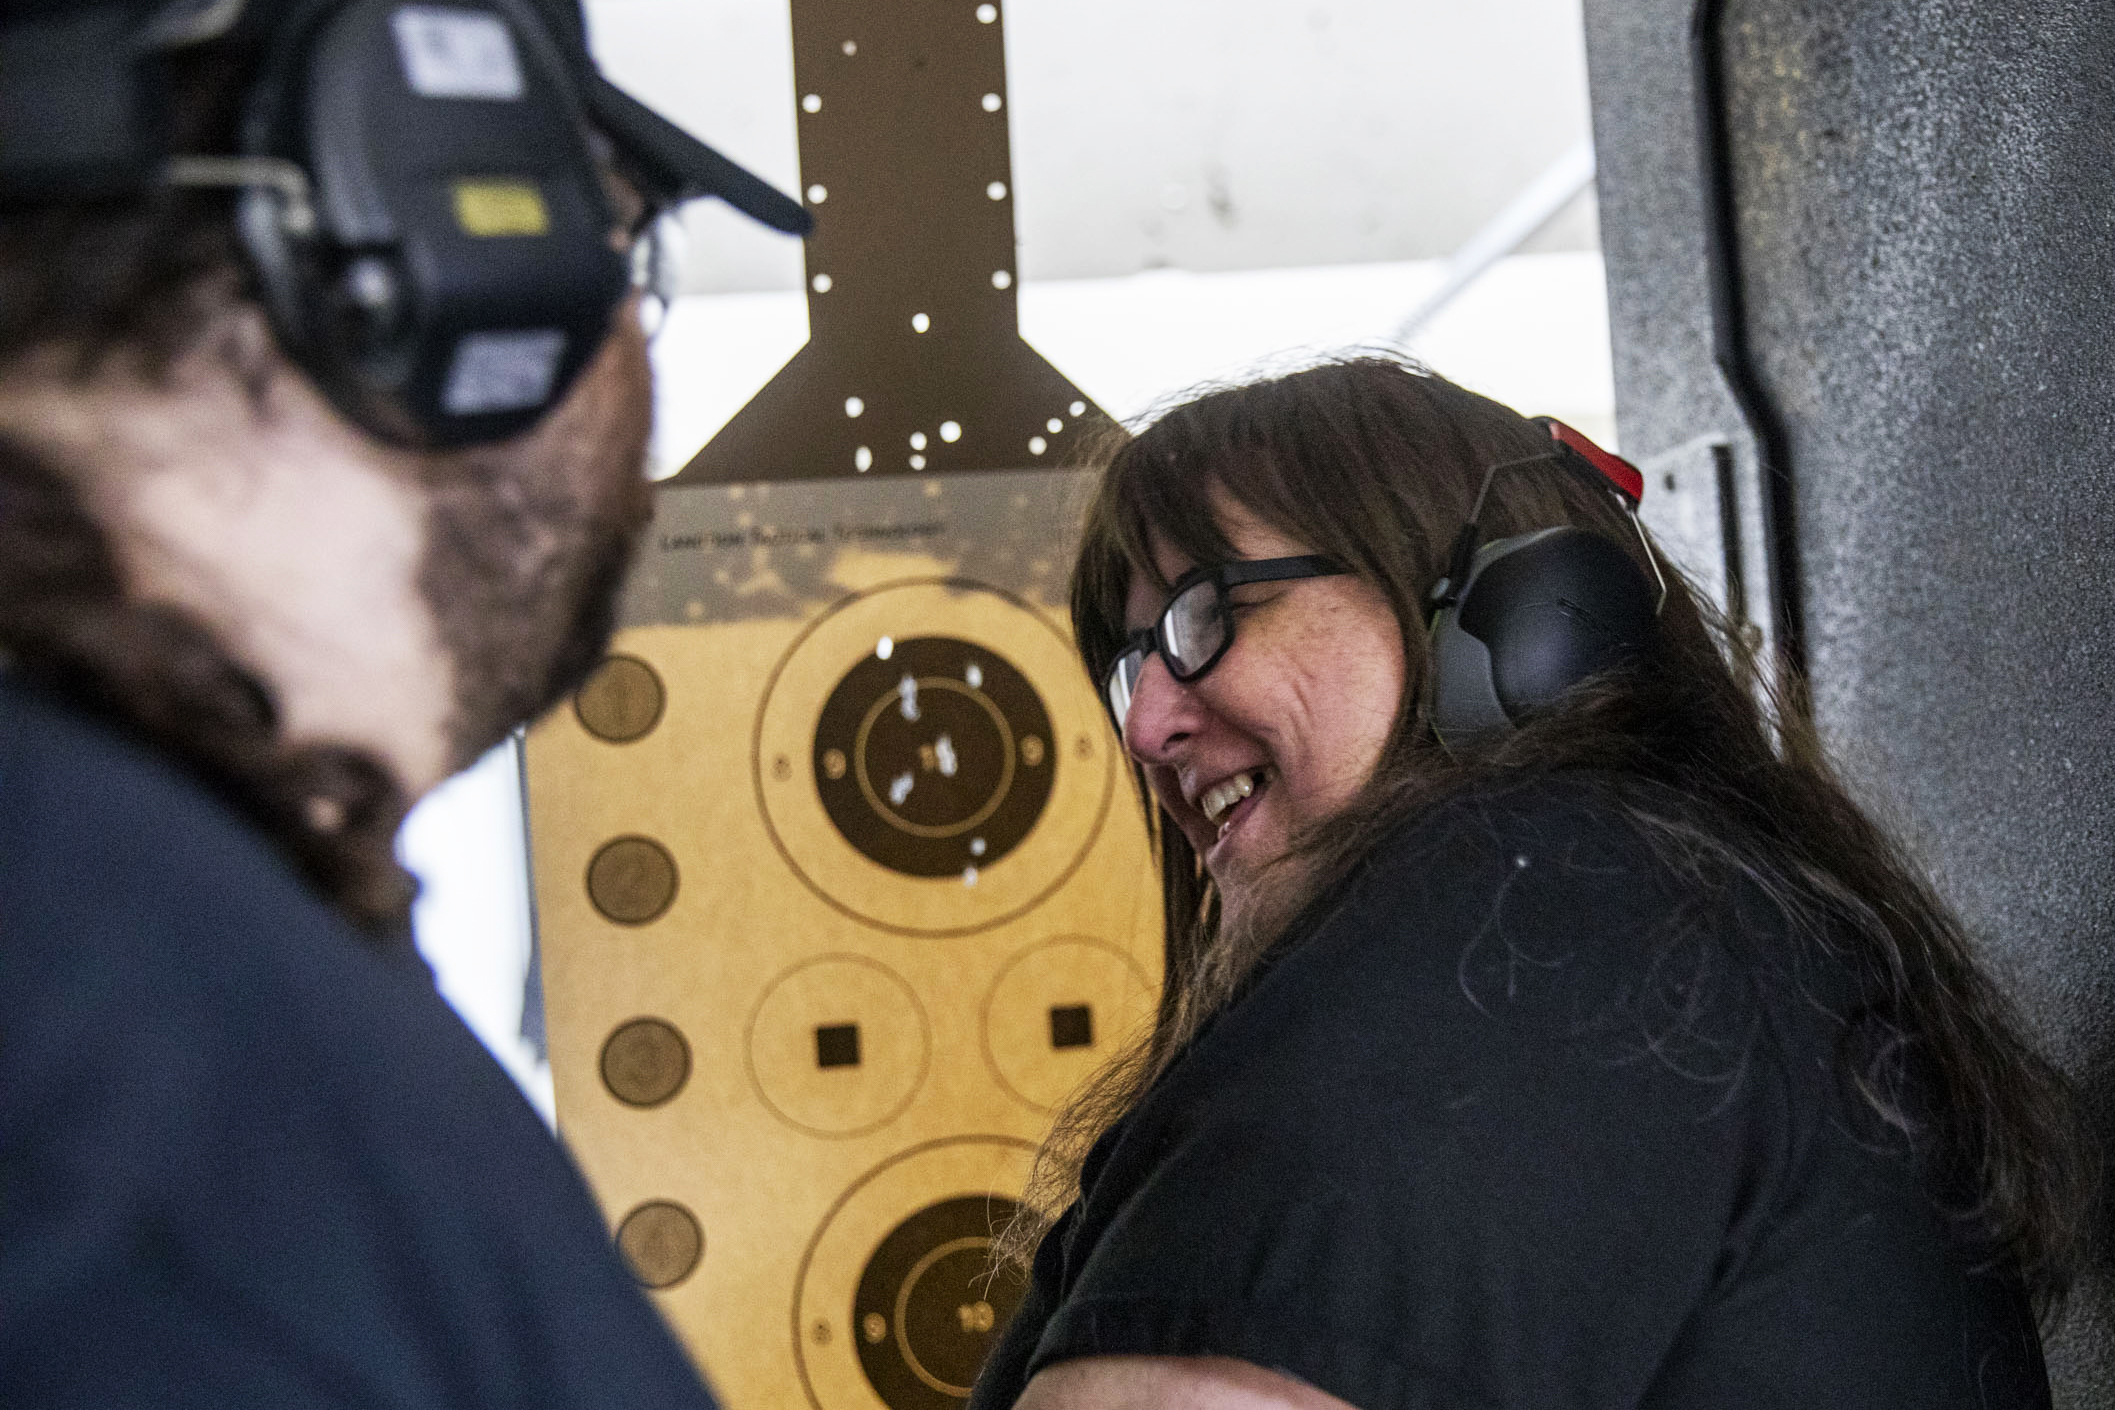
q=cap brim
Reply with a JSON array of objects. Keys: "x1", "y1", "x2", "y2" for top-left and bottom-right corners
[{"x1": 586, "y1": 76, "x2": 811, "y2": 236}]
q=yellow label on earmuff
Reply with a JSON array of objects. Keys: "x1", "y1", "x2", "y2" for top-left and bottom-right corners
[{"x1": 452, "y1": 179, "x2": 549, "y2": 237}]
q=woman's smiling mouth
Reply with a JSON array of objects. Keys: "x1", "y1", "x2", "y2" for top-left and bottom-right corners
[{"x1": 1201, "y1": 767, "x2": 1273, "y2": 840}]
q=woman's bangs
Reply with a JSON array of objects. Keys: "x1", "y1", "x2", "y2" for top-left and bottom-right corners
[{"x1": 1109, "y1": 431, "x2": 1238, "y2": 590}]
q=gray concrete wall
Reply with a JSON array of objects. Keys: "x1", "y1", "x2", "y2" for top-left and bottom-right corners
[{"x1": 1584, "y1": 1, "x2": 2115, "y2": 1401}]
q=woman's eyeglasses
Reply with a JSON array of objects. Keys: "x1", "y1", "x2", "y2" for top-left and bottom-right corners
[{"x1": 1102, "y1": 555, "x2": 1346, "y2": 731}]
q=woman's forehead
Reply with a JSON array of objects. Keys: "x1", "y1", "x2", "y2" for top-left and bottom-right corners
[
  {"x1": 1139, "y1": 523, "x2": 1195, "y2": 585},
  {"x1": 1213, "y1": 494, "x2": 1307, "y2": 556},
  {"x1": 1139, "y1": 490, "x2": 1304, "y2": 570},
  {"x1": 1123, "y1": 493, "x2": 1312, "y2": 618}
]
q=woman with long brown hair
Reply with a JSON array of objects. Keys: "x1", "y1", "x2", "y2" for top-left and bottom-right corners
[{"x1": 970, "y1": 358, "x2": 2095, "y2": 1410}]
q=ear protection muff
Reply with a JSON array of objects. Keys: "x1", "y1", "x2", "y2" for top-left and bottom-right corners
[
  {"x1": 237, "y1": 0, "x2": 628, "y2": 447},
  {"x1": 0, "y1": 1, "x2": 808, "y2": 445},
  {"x1": 1426, "y1": 419, "x2": 1664, "y2": 749}
]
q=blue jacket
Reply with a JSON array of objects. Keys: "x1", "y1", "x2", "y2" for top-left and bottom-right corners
[{"x1": 0, "y1": 674, "x2": 717, "y2": 1409}]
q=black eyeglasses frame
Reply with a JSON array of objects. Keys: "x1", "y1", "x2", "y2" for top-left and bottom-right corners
[{"x1": 1101, "y1": 554, "x2": 1347, "y2": 728}]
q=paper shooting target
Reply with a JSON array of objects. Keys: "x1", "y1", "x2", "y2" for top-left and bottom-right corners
[
  {"x1": 794, "y1": 1138, "x2": 1034, "y2": 1410},
  {"x1": 754, "y1": 580, "x2": 1114, "y2": 936}
]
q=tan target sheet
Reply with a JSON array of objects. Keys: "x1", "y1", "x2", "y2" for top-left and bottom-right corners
[{"x1": 523, "y1": 468, "x2": 1162, "y2": 1410}]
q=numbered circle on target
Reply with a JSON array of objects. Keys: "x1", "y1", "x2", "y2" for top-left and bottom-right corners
[
  {"x1": 982, "y1": 938, "x2": 1156, "y2": 1113},
  {"x1": 747, "y1": 955, "x2": 933, "y2": 1139},
  {"x1": 794, "y1": 1137, "x2": 1034, "y2": 1410},
  {"x1": 755, "y1": 580, "x2": 1114, "y2": 936}
]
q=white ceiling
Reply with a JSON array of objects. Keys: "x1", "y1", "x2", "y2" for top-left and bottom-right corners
[{"x1": 584, "y1": 0, "x2": 1597, "y2": 295}]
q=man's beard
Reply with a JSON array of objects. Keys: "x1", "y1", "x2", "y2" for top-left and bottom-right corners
[{"x1": 416, "y1": 320, "x2": 655, "y2": 772}]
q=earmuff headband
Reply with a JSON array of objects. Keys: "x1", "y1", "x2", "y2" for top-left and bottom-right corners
[{"x1": 1537, "y1": 416, "x2": 1644, "y2": 503}]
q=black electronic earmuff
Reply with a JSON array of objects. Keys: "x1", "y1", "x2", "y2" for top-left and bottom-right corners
[
  {"x1": 1425, "y1": 418, "x2": 1664, "y2": 749},
  {"x1": 0, "y1": 0, "x2": 809, "y2": 449},
  {"x1": 236, "y1": 0, "x2": 626, "y2": 446}
]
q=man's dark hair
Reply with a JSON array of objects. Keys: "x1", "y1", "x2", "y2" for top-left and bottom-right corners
[{"x1": 0, "y1": 52, "x2": 418, "y2": 937}]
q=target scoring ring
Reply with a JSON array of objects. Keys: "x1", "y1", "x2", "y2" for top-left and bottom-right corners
[{"x1": 754, "y1": 580, "x2": 1114, "y2": 936}]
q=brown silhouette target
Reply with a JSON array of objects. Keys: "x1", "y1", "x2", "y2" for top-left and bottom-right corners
[
  {"x1": 600, "y1": 1017, "x2": 692, "y2": 1108},
  {"x1": 852, "y1": 1196, "x2": 1026, "y2": 1408},
  {"x1": 573, "y1": 654, "x2": 666, "y2": 743},
  {"x1": 814, "y1": 637, "x2": 1053, "y2": 878},
  {"x1": 587, "y1": 836, "x2": 679, "y2": 925},
  {"x1": 617, "y1": 1200, "x2": 704, "y2": 1288}
]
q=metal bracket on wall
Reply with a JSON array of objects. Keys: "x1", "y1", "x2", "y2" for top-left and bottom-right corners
[
  {"x1": 1636, "y1": 434, "x2": 1734, "y2": 617},
  {"x1": 1688, "y1": 0, "x2": 1802, "y2": 680},
  {"x1": 670, "y1": 0, "x2": 1105, "y2": 484},
  {"x1": 1581, "y1": 0, "x2": 1795, "y2": 690}
]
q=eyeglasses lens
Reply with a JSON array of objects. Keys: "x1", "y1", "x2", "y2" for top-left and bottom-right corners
[
  {"x1": 1162, "y1": 580, "x2": 1226, "y2": 677},
  {"x1": 1105, "y1": 649, "x2": 1144, "y2": 730},
  {"x1": 631, "y1": 211, "x2": 687, "y2": 341},
  {"x1": 1103, "y1": 580, "x2": 1231, "y2": 736}
]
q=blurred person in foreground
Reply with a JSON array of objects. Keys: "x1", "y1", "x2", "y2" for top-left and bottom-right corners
[
  {"x1": 972, "y1": 359, "x2": 2097, "y2": 1410},
  {"x1": 0, "y1": 1, "x2": 806, "y2": 1403}
]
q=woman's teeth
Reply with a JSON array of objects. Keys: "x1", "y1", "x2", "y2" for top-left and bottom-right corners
[{"x1": 1201, "y1": 769, "x2": 1268, "y2": 828}]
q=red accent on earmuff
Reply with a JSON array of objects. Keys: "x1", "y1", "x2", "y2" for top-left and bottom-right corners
[{"x1": 1538, "y1": 417, "x2": 1645, "y2": 504}]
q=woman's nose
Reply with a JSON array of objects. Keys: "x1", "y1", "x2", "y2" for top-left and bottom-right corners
[{"x1": 1120, "y1": 651, "x2": 1200, "y2": 764}]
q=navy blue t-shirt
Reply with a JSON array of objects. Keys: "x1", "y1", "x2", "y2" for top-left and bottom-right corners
[
  {"x1": 972, "y1": 776, "x2": 2048, "y2": 1409},
  {"x1": 0, "y1": 675, "x2": 717, "y2": 1409}
]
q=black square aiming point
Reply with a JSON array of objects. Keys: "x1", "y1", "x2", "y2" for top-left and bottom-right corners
[
  {"x1": 1048, "y1": 1004, "x2": 1094, "y2": 1050},
  {"x1": 814, "y1": 1023, "x2": 862, "y2": 1069}
]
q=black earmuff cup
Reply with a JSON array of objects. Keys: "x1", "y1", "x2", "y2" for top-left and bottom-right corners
[
  {"x1": 239, "y1": 0, "x2": 628, "y2": 448},
  {"x1": 1459, "y1": 528, "x2": 1657, "y2": 719},
  {"x1": 1429, "y1": 526, "x2": 1658, "y2": 744}
]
